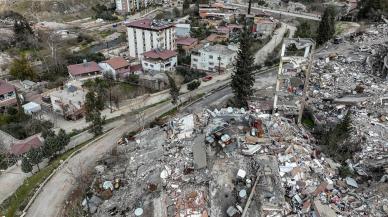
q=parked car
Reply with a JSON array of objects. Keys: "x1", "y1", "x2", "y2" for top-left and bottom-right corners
[{"x1": 202, "y1": 75, "x2": 213, "y2": 82}]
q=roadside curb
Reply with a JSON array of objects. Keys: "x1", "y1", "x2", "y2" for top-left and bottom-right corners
[{"x1": 20, "y1": 128, "x2": 113, "y2": 217}]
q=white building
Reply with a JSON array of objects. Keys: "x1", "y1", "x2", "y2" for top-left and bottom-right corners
[
  {"x1": 116, "y1": 0, "x2": 146, "y2": 14},
  {"x1": 99, "y1": 56, "x2": 131, "y2": 80},
  {"x1": 141, "y1": 49, "x2": 177, "y2": 72},
  {"x1": 126, "y1": 19, "x2": 176, "y2": 59},
  {"x1": 191, "y1": 44, "x2": 238, "y2": 73}
]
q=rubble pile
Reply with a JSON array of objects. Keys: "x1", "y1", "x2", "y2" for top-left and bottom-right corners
[
  {"x1": 308, "y1": 24, "x2": 388, "y2": 174},
  {"x1": 81, "y1": 104, "x2": 388, "y2": 216},
  {"x1": 269, "y1": 115, "x2": 388, "y2": 216}
]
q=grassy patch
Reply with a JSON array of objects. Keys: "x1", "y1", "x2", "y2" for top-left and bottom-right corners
[
  {"x1": 98, "y1": 29, "x2": 115, "y2": 38},
  {"x1": 302, "y1": 116, "x2": 315, "y2": 128},
  {"x1": 0, "y1": 139, "x2": 93, "y2": 217},
  {"x1": 119, "y1": 82, "x2": 136, "y2": 93}
]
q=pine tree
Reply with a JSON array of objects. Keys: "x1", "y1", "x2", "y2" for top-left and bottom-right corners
[
  {"x1": 42, "y1": 135, "x2": 57, "y2": 158},
  {"x1": 316, "y1": 7, "x2": 336, "y2": 45},
  {"x1": 57, "y1": 129, "x2": 70, "y2": 150},
  {"x1": 231, "y1": 25, "x2": 255, "y2": 108},
  {"x1": 166, "y1": 72, "x2": 180, "y2": 104},
  {"x1": 248, "y1": 0, "x2": 252, "y2": 14},
  {"x1": 27, "y1": 148, "x2": 43, "y2": 171},
  {"x1": 89, "y1": 111, "x2": 104, "y2": 136},
  {"x1": 21, "y1": 156, "x2": 33, "y2": 174},
  {"x1": 183, "y1": 0, "x2": 190, "y2": 15}
]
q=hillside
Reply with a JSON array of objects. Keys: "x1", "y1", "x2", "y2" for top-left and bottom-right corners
[{"x1": 0, "y1": 0, "x2": 113, "y2": 22}]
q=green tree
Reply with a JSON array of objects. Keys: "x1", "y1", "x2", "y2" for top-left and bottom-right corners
[
  {"x1": 295, "y1": 21, "x2": 313, "y2": 38},
  {"x1": 42, "y1": 135, "x2": 58, "y2": 158},
  {"x1": 316, "y1": 7, "x2": 336, "y2": 46},
  {"x1": 21, "y1": 156, "x2": 33, "y2": 174},
  {"x1": 320, "y1": 110, "x2": 357, "y2": 162},
  {"x1": 231, "y1": 25, "x2": 255, "y2": 107},
  {"x1": 166, "y1": 72, "x2": 180, "y2": 104},
  {"x1": 358, "y1": 0, "x2": 388, "y2": 20},
  {"x1": 57, "y1": 129, "x2": 70, "y2": 150},
  {"x1": 183, "y1": 0, "x2": 190, "y2": 15},
  {"x1": 173, "y1": 7, "x2": 181, "y2": 17},
  {"x1": 88, "y1": 111, "x2": 105, "y2": 136},
  {"x1": 84, "y1": 86, "x2": 105, "y2": 136},
  {"x1": 0, "y1": 152, "x2": 7, "y2": 169},
  {"x1": 9, "y1": 54, "x2": 36, "y2": 80},
  {"x1": 27, "y1": 148, "x2": 43, "y2": 171},
  {"x1": 187, "y1": 80, "x2": 201, "y2": 91}
]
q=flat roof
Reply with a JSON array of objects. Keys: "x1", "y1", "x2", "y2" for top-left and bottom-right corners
[
  {"x1": 126, "y1": 19, "x2": 174, "y2": 31},
  {"x1": 143, "y1": 49, "x2": 177, "y2": 60}
]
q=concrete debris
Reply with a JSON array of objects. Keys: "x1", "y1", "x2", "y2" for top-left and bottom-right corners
[
  {"x1": 83, "y1": 24, "x2": 388, "y2": 215},
  {"x1": 345, "y1": 177, "x2": 358, "y2": 188}
]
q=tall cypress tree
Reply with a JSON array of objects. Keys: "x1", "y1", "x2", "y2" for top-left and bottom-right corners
[
  {"x1": 231, "y1": 24, "x2": 255, "y2": 108},
  {"x1": 316, "y1": 7, "x2": 336, "y2": 45},
  {"x1": 21, "y1": 156, "x2": 33, "y2": 174}
]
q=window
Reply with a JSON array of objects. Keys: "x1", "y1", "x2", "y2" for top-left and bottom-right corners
[
  {"x1": 150, "y1": 64, "x2": 154, "y2": 68},
  {"x1": 192, "y1": 64, "x2": 197, "y2": 68},
  {"x1": 144, "y1": 63, "x2": 148, "y2": 66},
  {"x1": 209, "y1": 62, "x2": 214, "y2": 66},
  {"x1": 165, "y1": 62, "x2": 171, "y2": 67},
  {"x1": 193, "y1": 58, "x2": 198, "y2": 62},
  {"x1": 209, "y1": 55, "x2": 213, "y2": 59}
]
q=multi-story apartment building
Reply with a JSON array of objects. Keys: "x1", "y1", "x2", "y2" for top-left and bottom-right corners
[
  {"x1": 116, "y1": 0, "x2": 147, "y2": 14},
  {"x1": 126, "y1": 19, "x2": 176, "y2": 59},
  {"x1": 191, "y1": 44, "x2": 238, "y2": 73}
]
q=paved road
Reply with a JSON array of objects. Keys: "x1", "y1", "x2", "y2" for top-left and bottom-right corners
[
  {"x1": 255, "y1": 23, "x2": 296, "y2": 65},
  {"x1": 227, "y1": 3, "x2": 321, "y2": 21},
  {"x1": 183, "y1": 69, "x2": 277, "y2": 114}
]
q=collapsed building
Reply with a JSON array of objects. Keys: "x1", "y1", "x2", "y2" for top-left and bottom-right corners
[{"x1": 77, "y1": 23, "x2": 388, "y2": 217}]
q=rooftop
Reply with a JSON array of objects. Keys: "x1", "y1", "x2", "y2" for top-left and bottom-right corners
[
  {"x1": 176, "y1": 37, "x2": 198, "y2": 46},
  {"x1": 0, "y1": 80, "x2": 15, "y2": 95},
  {"x1": 142, "y1": 49, "x2": 177, "y2": 60},
  {"x1": 125, "y1": 19, "x2": 174, "y2": 31},
  {"x1": 67, "y1": 62, "x2": 101, "y2": 76},
  {"x1": 104, "y1": 57, "x2": 130, "y2": 70},
  {"x1": 10, "y1": 134, "x2": 43, "y2": 156},
  {"x1": 198, "y1": 44, "x2": 237, "y2": 56}
]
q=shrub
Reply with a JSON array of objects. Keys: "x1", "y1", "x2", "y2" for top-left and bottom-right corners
[{"x1": 187, "y1": 80, "x2": 201, "y2": 91}]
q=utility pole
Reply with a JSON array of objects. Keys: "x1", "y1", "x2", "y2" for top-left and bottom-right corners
[
  {"x1": 217, "y1": 56, "x2": 221, "y2": 75},
  {"x1": 248, "y1": 0, "x2": 252, "y2": 15}
]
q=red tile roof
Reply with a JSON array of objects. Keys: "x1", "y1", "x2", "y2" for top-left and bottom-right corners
[
  {"x1": 105, "y1": 57, "x2": 130, "y2": 70},
  {"x1": 142, "y1": 50, "x2": 177, "y2": 60},
  {"x1": 176, "y1": 37, "x2": 198, "y2": 46},
  {"x1": 130, "y1": 64, "x2": 143, "y2": 72},
  {"x1": 126, "y1": 19, "x2": 174, "y2": 31},
  {"x1": 10, "y1": 135, "x2": 43, "y2": 156},
  {"x1": 67, "y1": 62, "x2": 101, "y2": 76},
  {"x1": 0, "y1": 80, "x2": 15, "y2": 95}
]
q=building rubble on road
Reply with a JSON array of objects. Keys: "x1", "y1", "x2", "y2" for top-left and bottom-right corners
[{"x1": 75, "y1": 23, "x2": 388, "y2": 217}]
